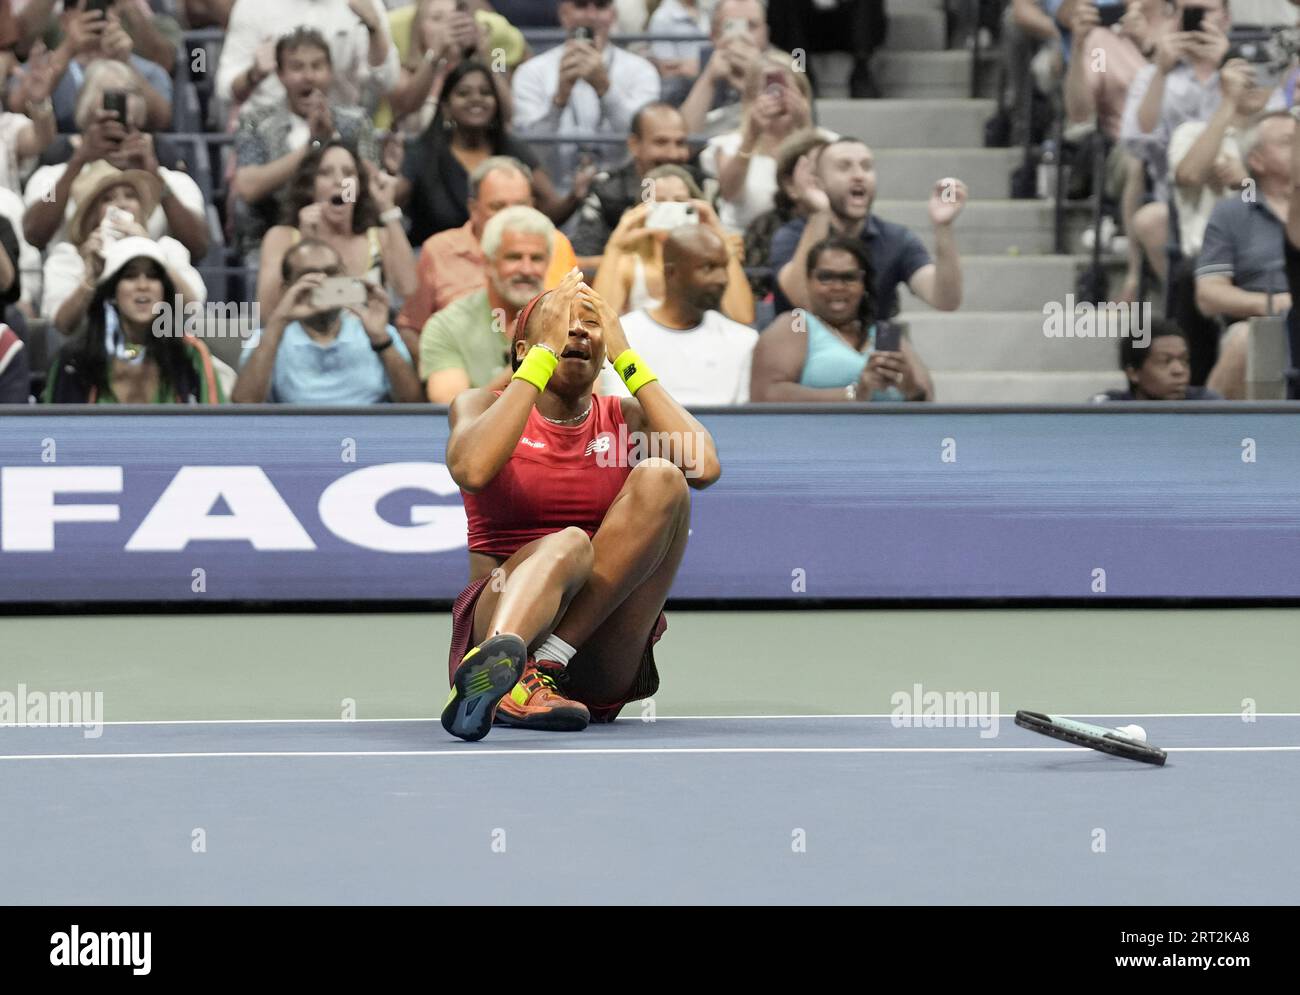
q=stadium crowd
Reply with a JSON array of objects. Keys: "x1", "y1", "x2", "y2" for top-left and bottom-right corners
[{"x1": 0, "y1": 0, "x2": 1299, "y2": 407}]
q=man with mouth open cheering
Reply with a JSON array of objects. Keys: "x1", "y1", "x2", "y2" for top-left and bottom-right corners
[{"x1": 768, "y1": 137, "x2": 968, "y2": 321}]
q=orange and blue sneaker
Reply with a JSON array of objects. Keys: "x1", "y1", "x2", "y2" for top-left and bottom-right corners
[
  {"x1": 494, "y1": 660, "x2": 590, "y2": 732},
  {"x1": 442, "y1": 633, "x2": 528, "y2": 742}
]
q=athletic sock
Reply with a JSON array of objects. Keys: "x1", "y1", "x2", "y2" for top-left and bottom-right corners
[{"x1": 534, "y1": 633, "x2": 577, "y2": 668}]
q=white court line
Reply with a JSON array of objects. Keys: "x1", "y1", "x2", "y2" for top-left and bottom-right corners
[
  {"x1": 1, "y1": 746, "x2": 1298, "y2": 761},
  {"x1": 29, "y1": 712, "x2": 1300, "y2": 727}
]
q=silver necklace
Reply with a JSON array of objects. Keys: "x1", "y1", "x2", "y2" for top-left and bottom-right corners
[{"x1": 540, "y1": 400, "x2": 592, "y2": 426}]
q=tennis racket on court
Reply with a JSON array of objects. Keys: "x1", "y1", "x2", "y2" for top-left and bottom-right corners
[{"x1": 1014, "y1": 711, "x2": 1168, "y2": 766}]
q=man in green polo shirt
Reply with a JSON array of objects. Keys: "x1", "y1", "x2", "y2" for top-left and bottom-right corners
[{"x1": 420, "y1": 206, "x2": 556, "y2": 403}]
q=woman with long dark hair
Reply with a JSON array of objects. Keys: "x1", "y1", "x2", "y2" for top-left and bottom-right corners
[
  {"x1": 400, "y1": 59, "x2": 586, "y2": 244},
  {"x1": 749, "y1": 234, "x2": 932, "y2": 402},
  {"x1": 256, "y1": 140, "x2": 417, "y2": 319},
  {"x1": 43, "y1": 238, "x2": 222, "y2": 404}
]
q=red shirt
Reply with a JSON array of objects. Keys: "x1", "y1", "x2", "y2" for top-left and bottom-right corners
[{"x1": 463, "y1": 393, "x2": 635, "y2": 558}]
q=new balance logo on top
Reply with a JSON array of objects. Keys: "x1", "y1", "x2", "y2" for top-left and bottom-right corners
[
  {"x1": 584, "y1": 435, "x2": 612, "y2": 457},
  {"x1": 519, "y1": 437, "x2": 545, "y2": 449}
]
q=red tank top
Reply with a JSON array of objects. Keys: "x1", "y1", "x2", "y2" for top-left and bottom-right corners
[{"x1": 463, "y1": 393, "x2": 635, "y2": 558}]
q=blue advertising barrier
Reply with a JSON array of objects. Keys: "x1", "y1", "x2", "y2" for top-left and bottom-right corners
[{"x1": 1, "y1": 405, "x2": 1298, "y2": 604}]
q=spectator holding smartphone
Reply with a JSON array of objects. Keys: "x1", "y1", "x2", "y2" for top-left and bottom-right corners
[
  {"x1": 699, "y1": 55, "x2": 826, "y2": 235},
  {"x1": 512, "y1": 0, "x2": 661, "y2": 186},
  {"x1": 1197, "y1": 109, "x2": 1295, "y2": 398},
  {"x1": 234, "y1": 239, "x2": 420, "y2": 404},
  {"x1": 384, "y1": 0, "x2": 526, "y2": 136},
  {"x1": 679, "y1": 0, "x2": 784, "y2": 136},
  {"x1": 1119, "y1": 0, "x2": 1258, "y2": 287},
  {"x1": 256, "y1": 139, "x2": 415, "y2": 328},
  {"x1": 233, "y1": 29, "x2": 380, "y2": 260},
  {"x1": 35, "y1": 0, "x2": 174, "y2": 132},
  {"x1": 592, "y1": 164, "x2": 754, "y2": 324},
  {"x1": 23, "y1": 61, "x2": 206, "y2": 257},
  {"x1": 43, "y1": 161, "x2": 204, "y2": 336},
  {"x1": 42, "y1": 237, "x2": 223, "y2": 404},
  {"x1": 750, "y1": 235, "x2": 932, "y2": 402}
]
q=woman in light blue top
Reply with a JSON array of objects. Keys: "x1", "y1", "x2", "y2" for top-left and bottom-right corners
[{"x1": 749, "y1": 234, "x2": 932, "y2": 402}]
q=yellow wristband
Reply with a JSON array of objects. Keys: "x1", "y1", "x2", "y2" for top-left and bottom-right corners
[
  {"x1": 613, "y1": 349, "x2": 658, "y2": 395},
  {"x1": 511, "y1": 344, "x2": 558, "y2": 392}
]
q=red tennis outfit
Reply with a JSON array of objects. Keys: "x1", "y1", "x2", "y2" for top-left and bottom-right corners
[
  {"x1": 463, "y1": 392, "x2": 635, "y2": 556},
  {"x1": 447, "y1": 392, "x2": 668, "y2": 723}
]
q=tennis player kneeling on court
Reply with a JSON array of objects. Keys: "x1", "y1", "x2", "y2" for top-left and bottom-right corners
[{"x1": 442, "y1": 270, "x2": 720, "y2": 742}]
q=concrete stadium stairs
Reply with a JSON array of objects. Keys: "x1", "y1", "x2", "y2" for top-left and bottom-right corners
[{"x1": 809, "y1": 0, "x2": 1126, "y2": 403}]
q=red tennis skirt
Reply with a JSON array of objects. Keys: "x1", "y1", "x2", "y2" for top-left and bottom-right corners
[{"x1": 447, "y1": 576, "x2": 669, "y2": 724}]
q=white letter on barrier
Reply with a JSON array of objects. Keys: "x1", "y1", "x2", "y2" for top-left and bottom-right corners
[
  {"x1": 125, "y1": 467, "x2": 315, "y2": 551},
  {"x1": 318, "y1": 462, "x2": 467, "y2": 553},
  {"x1": 1, "y1": 467, "x2": 123, "y2": 551}
]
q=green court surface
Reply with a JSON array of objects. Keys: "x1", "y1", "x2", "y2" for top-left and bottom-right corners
[{"x1": 3, "y1": 609, "x2": 1296, "y2": 720}]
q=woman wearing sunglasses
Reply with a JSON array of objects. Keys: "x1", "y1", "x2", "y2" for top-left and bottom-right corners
[{"x1": 749, "y1": 234, "x2": 933, "y2": 402}]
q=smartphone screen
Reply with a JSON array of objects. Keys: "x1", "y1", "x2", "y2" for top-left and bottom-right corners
[
  {"x1": 311, "y1": 276, "x2": 367, "y2": 311},
  {"x1": 1097, "y1": 3, "x2": 1125, "y2": 28},
  {"x1": 1181, "y1": 6, "x2": 1206, "y2": 33},
  {"x1": 873, "y1": 323, "x2": 902, "y2": 354},
  {"x1": 103, "y1": 89, "x2": 128, "y2": 123},
  {"x1": 645, "y1": 202, "x2": 698, "y2": 232}
]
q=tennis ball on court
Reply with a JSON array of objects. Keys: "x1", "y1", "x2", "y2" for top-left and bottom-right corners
[{"x1": 1115, "y1": 724, "x2": 1147, "y2": 743}]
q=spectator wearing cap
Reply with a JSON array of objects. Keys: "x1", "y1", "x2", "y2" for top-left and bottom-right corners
[
  {"x1": 599, "y1": 224, "x2": 757, "y2": 405},
  {"x1": 44, "y1": 160, "x2": 204, "y2": 336},
  {"x1": 234, "y1": 238, "x2": 421, "y2": 404},
  {"x1": 217, "y1": 0, "x2": 398, "y2": 117},
  {"x1": 569, "y1": 101, "x2": 700, "y2": 260},
  {"x1": 233, "y1": 28, "x2": 380, "y2": 258},
  {"x1": 23, "y1": 60, "x2": 207, "y2": 257},
  {"x1": 419, "y1": 204, "x2": 555, "y2": 402},
  {"x1": 1197, "y1": 109, "x2": 1295, "y2": 398},
  {"x1": 512, "y1": 0, "x2": 661, "y2": 187},
  {"x1": 1091, "y1": 318, "x2": 1223, "y2": 400},
  {"x1": 43, "y1": 236, "x2": 223, "y2": 404}
]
